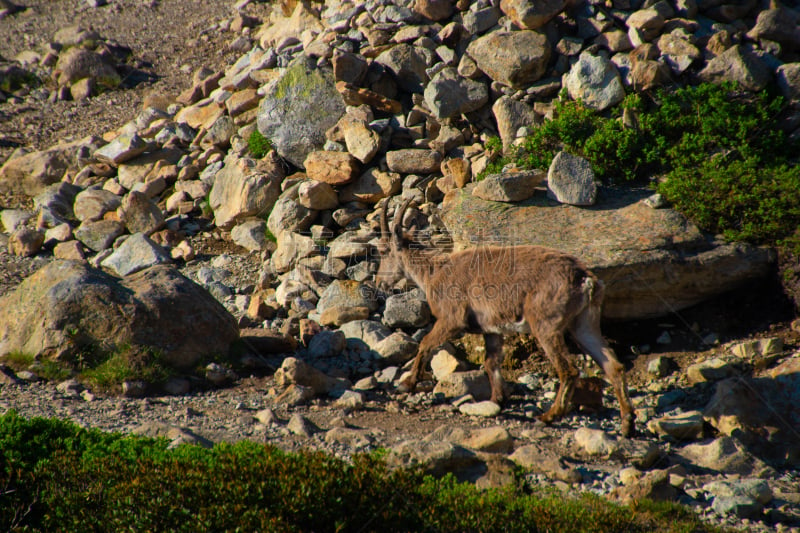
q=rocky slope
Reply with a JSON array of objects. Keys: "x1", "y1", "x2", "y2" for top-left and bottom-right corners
[{"x1": 1, "y1": 0, "x2": 800, "y2": 530}]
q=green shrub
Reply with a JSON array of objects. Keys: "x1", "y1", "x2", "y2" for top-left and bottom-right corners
[
  {"x1": 484, "y1": 83, "x2": 798, "y2": 247},
  {"x1": 79, "y1": 344, "x2": 169, "y2": 392},
  {"x1": 0, "y1": 412, "x2": 716, "y2": 532},
  {"x1": 247, "y1": 128, "x2": 273, "y2": 159}
]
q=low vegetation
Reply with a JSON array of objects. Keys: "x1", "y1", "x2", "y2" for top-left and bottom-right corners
[
  {"x1": 0, "y1": 411, "x2": 714, "y2": 532},
  {"x1": 484, "y1": 82, "x2": 799, "y2": 249},
  {"x1": 247, "y1": 128, "x2": 273, "y2": 159}
]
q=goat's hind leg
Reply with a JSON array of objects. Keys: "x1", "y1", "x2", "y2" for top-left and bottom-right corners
[
  {"x1": 398, "y1": 320, "x2": 461, "y2": 393},
  {"x1": 571, "y1": 311, "x2": 635, "y2": 437}
]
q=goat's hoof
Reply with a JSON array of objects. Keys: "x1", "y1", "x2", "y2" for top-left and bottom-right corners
[
  {"x1": 620, "y1": 418, "x2": 636, "y2": 438},
  {"x1": 396, "y1": 379, "x2": 416, "y2": 394}
]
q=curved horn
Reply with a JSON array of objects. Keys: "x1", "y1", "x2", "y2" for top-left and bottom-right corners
[
  {"x1": 379, "y1": 198, "x2": 390, "y2": 239},
  {"x1": 393, "y1": 198, "x2": 414, "y2": 243}
]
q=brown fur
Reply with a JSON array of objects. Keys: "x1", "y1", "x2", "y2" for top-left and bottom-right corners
[{"x1": 376, "y1": 199, "x2": 635, "y2": 437}]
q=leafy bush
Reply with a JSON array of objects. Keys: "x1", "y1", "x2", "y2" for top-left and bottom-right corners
[
  {"x1": 0, "y1": 412, "x2": 715, "y2": 532},
  {"x1": 484, "y1": 83, "x2": 798, "y2": 247},
  {"x1": 247, "y1": 128, "x2": 272, "y2": 159}
]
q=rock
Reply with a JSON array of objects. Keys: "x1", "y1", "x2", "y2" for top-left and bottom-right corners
[
  {"x1": 704, "y1": 479, "x2": 772, "y2": 519},
  {"x1": 339, "y1": 168, "x2": 401, "y2": 204},
  {"x1": 0, "y1": 209, "x2": 33, "y2": 232},
  {"x1": 441, "y1": 189, "x2": 773, "y2": 320},
  {"x1": 423, "y1": 68, "x2": 488, "y2": 119},
  {"x1": 273, "y1": 357, "x2": 346, "y2": 396},
  {"x1": 55, "y1": 46, "x2": 120, "y2": 88},
  {"x1": 388, "y1": 440, "x2": 480, "y2": 477},
  {"x1": 686, "y1": 357, "x2": 739, "y2": 383},
  {"x1": 729, "y1": 337, "x2": 783, "y2": 359},
  {"x1": 0, "y1": 143, "x2": 76, "y2": 197},
  {"x1": 472, "y1": 169, "x2": 544, "y2": 203},
  {"x1": 73, "y1": 189, "x2": 121, "y2": 222},
  {"x1": 386, "y1": 149, "x2": 442, "y2": 175},
  {"x1": 119, "y1": 191, "x2": 165, "y2": 235},
  {"x1": 430, "y1": 349, "x2": 463, "y2": 381},
  {"x1": 383, "y1": 289, "x2": 431, "y2": 328},
  {"x1": 133, "y1": 422, "x2": 212, "y2": 449},
  {"x1": 332, "y1": 391, "x2": 365, "y2": 412},
  {"x1": 492, "y1": 96, "x2": 539, "y2": 150},
  {"x1": 287, "y1": 413, "x2": 316, "y2": 436},
  {"x1": 500, "y1": 0, "x2": 565, "y2": 30},
  {"x1": 254, "y1": 408, "x2": 279, "y2": 426},
  {"x1": 441, "y1": 158, "x2": 471, "y2": 189},
  {"x1": 459, "y1": 401, "x2": 501, "y2": 417},
  {"x1": 564, "y1": 52, "x2": 625, "y2": 111},
  {"x1": 53, "y1": 241, "x2": 86, "y2": 261},
  {"x1": 434, "y1": 370, "x2": 492, "y2": 401},
  {"x1": 266, "y1": 183, "x2": 316, "y2": 236},
  {"x1": 304, "y1": 151, "x2": 359, "y2": 185},
  {"x1": 626, "y1": 8, "x2": 665, "y2": 42},
  {"x1": 325, "y1": 426, "x2": 372, "y2": 448},
  {"x1": 674, "y1": 437, "x2": 771, "y2": 476},
  {"x1": 340, "y1": 115, "x2": 381, "y2": 165},
  {"x1": 239, "y1": 328, "x2": 297, "y2": 355},
  {"x1": 647, "y1": 356, "x2": 671, "y2": 377},
  {"x1": 116, "y1": 148, "x2": 182, "y2": 190},
  {"x1": 0, "y1": 261, "x2": 238, "y2": 369},
  {"x1": 101, "y1": 233, "x2": 172, "y2": 277},
  {"x1": 209, "y1": 153, "x2": 284, "y2": 230},
  {"x1": 257, "y1": 55, "x2": 346, "y2": 167},
  {"x1": 205, "y1": 362, "x2": 237, "y2": 386},
  {"x1": 8, "y1": 228, "x2": 44, "y2": 257},
  {"x1": 74, "y1": 219, "x2": 125, "y2": 252},
  {"x1": 231, "y1": 219, "x2": 267, "y2": 252},
  {"x1": 339, "y1": 320, "x2": 392, "y2": 351},
  {"x1": 375, "y1": 43, "x2": 429, "y2": 93},
  {"x1": 414, "y1": 0, "x2": 453, "y2": 21},
  {"x1": 657, "y1": 32, "x2": 701, "y2": 75},
  {"x1": 574, "y1": 427, "x2": 619, "y2": 456},
  {"x1": 461, "y1": 426, "x2": 513, "y2": 453},
  {"x1": 614, "y1": 469, "x2": 679, "y2": 503},
  {"x1": 746, "y1": 8, "x2": 800, "y2": 51},
  {"x1": 776, "y1": 63, "x2": 800, "y2": 103},
  {"x1": 319, "y1": 306, "x2": 370, "y2": 327},
  {"x1": 510, "y1": 444, "x2": 583, "y2": 483},
  {"x1": 317, "y1": 280, "x2": 377, "y2": 316},
  {"x1": 297, "y1": 180, "x2": 338, "y2": 210},
  {"x1": 647, "y1": 410, "x2": 704, "y2": 440},
  {"x1": 466, "y1": 31, "x2": 550, "y2": 89},
  {"x1": 93, "y1": 132, "x2": 148, "y2": 166},
  {"x1": 307, "y1": 330, "x2": 347, "y2": 359},
  {"x1": 272, "y1": 230, "x2": 317, "y2": 273},
  {"x1": 373, "y1": 331, "x2": 418, "y2": 364},
  {"x1": 698, "y1": 45, "x2": 771, "y2": 92},
  {"x1": 327, "y1": 233, "x2": 371, "y2": 261}
]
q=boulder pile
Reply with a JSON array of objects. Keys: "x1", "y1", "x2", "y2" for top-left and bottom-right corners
[{"x1": 1, "y1": 0, "x2": 800, "y2": 526}]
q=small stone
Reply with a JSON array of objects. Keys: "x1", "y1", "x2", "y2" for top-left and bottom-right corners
[
  {"x1": 574, "y1": 427, "x2": 618, "y2": 456},
  {"x1": 255, "y1": 408, "x2": 279, "y2": 426},
  {"x1": 473, "y1": 169, "x2": 544, "y2": 203},
  {"x1": 458, "y1": 401, "x2": 501, "y2": 417},
  {"x1": 287, "y1": 413, "x2": 316, "y2": 437},
  {"x1": 686, "y1": 358, "x2": 738, "y2": 384},
  {"x1": 8, "y1": 228, "x2": 44, "y2": 257},
  {"x1": 647, "y1": 410, "x2": 704, "y2": 441}
]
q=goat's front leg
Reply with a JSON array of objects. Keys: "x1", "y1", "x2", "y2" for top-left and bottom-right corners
[
  {"x1": 537, "y1": 333, "x2": 579, "y2": 425},
  {"x1": 398, "y1": 320, "x2": 461, "y2": 393},
  {"x1": 483, "y1": 333, "x2": 506, "y2": 405}
]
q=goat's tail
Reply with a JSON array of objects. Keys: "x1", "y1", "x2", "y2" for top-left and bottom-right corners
[{"x1": 581, "y1": 275, "x2": 605, "y2": 304}]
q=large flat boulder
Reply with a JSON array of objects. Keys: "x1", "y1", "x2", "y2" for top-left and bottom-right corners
[
  {"x1": 0, "y1": 261, "x2": 239, "y2": 369},
  {"x1": 441, "y1": 188, "x2": 774, "y2": 320}
]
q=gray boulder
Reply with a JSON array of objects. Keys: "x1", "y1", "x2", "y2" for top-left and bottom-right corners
[
  {"x1": 0, "y1": 261, "x2": 238, "y2": 369},
  {"x1": 383, "y1": 289, "x2": 431, "y2": 328},
  {"x1": 500, "y1": 0, "x2": 566, "y2": 30},
  {"x1": 698, "y1": 45, "x2": 771, "y2": 92},
  {"x1": 209, "y1": 153, "x2": 284, "y2": 230},
  {"x1": 423, "y1": 68, "x2": 488, "y2": 119},
  {"x1": 546, "y1": 151, "x2": 598, "y2": 206},
  {"x1": 257, "y1": 55, "x2": 346, "y2": 167},
  {"x1": 101, "y1": 233, "x2": 172, "y2": 277},
  {"x1": 441, "y1": 188, "x2": 774, "y2": 320},
  {"x1": 565, "y1": 52, "x2": 625, "y2": 111},
  {"x1": 466, "y1": 31, "x2": 550, "y2": 89}
]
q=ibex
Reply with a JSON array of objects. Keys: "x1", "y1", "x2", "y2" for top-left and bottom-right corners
[{"x1": 375, "y1": 198, "x2": 635, "y2": 437}]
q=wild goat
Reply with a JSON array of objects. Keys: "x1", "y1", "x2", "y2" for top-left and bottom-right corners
[{"x1": 375, "y1": 198, "x2": 635, "y2": 437}]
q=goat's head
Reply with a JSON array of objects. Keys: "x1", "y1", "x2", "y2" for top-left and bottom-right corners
[{"x1": 374, "y1": 197, "x2": 414, "y2": 291}]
